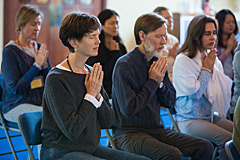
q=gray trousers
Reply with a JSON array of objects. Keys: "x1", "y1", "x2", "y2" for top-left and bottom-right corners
[
  {"x1": 4, "y1": 103, "x2": 42, "y2": 123},
  {"x1": 178, "y1": 115, "x2": 233, "y2": 160},
  {"x1": 113, "y1": 129, "x2": 214, "y2": 160}
]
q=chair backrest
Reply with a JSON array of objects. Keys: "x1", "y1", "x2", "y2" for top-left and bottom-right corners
[
  {"x1": 18, "y1": 111, "x2": 42, "y2": 145},
  {"x1": 18, "y1": 111, "x2": 42, "y2": 160},
  {"x1": 225, "y1": 140, "x2": 240, "y2": 160}
]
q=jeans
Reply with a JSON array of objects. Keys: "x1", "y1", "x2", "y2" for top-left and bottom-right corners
[{"x1": 40, "y1": 145, "x2": 150, "y2": 160}]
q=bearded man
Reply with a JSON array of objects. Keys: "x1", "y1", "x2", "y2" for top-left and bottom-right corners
[{"x1": 111, "y1": 13, "x2": 214, "y2": 160}]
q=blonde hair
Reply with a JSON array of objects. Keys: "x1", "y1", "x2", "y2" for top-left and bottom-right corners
[{"x1": 16, "y1": 5, "x2": 43, "y2": 34}]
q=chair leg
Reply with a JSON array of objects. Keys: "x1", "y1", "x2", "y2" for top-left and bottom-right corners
[
  {"x1": 166, "y1": 108, "x2": 180, "y2": 133},
  {"x1": 212, "y1": 146, "x2": 218, "y2": 160},
  {"x1": 106, "y1": 138, "x2": 111, "y2": 147},
  {"x1": 2, "y1": 126, "x2": 18, "y2": 160},
  {"x1": 104, "y1": 129, "x2": 117, "y2": 149}
]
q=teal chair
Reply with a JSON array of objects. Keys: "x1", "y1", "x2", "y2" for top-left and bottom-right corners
[{"x1": 17, "y1": 111, "x2": 42, "y2": 160}]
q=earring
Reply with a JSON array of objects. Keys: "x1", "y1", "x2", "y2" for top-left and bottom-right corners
[{"x1": 74, "y1": 48, "x2": 77, "y2": 52}]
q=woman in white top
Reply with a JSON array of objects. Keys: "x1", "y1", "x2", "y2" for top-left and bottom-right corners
[{"x1": 173, "y1": 15, "x2": 233, "y2": 160}]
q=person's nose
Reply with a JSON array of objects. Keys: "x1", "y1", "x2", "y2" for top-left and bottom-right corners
[
  {"x1": 161, "y1": 36, "x2": 167, "y2": 45},
  {"x1": 35, "y1": 24, "x2": 40, "y2": 31},
  {"x1": 96, "y1": 36, "x2": 101, "y2": 45},
  {"x1": 114, "y1": 23, "x2": 119, "y2": 29},
  {"x1": 230, "y1": 22, "x2": 235, "y2": 27},
  {"x1": 210, "y1": 33, "x2": 216, "y2": 40}
]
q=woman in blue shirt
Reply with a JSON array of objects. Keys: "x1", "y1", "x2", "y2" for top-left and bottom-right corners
[{"x1": 1, "y1": 5, "x2": 50, "y2": 122}]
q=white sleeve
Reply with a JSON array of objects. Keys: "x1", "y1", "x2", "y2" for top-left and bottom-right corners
[{"x1": 84, "y1": 94, "x2": 103, "y2": 108}]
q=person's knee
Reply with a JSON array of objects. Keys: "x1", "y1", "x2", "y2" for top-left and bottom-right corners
[
  {"x1": 154, "y1": 147, "x2": 183, "y2": 160},
  {"x1": 217, "y1": 134, "x2": 232, "y2": 149},
  {"x1": 165, "y1": 151, "x2": 183, "y2": 160},
  {"x1": 116, "y1": 138, "x2": 183, "y2": 160},
  {"x1": 199, "y1": 139, "x2": 214, "y2": 157}
]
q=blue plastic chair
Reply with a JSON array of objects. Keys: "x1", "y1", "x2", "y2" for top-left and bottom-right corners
[
  {"x1": 225, "y1": 140, "x2": 240, "y2": 160},
  {"x1": 17, "y1": 111, "x2": 42, "y2": 160}
]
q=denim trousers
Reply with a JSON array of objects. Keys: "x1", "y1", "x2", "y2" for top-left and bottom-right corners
[{"x1": 40, "y1": 145, "x2": 150, "y2": 160}]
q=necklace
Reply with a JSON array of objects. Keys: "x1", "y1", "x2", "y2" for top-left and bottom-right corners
[
  {"x1": 66, "y1": 56, "x2": 88, "y2": 74},
  {"x1": 66, "y1": 56, "x2": 74, "y2": 72}
]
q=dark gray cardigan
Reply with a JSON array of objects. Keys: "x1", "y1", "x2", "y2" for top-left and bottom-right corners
[{"x1": 41, "y1": 67, "x2": 114, "y2": 154}]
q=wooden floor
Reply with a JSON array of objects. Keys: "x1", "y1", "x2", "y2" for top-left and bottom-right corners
[{"x1": 0, "y1": 110, "x2": 172, "y2": 160}]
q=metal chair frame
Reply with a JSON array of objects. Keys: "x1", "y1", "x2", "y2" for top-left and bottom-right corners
[
  {"x1": 0, "y1": 109, "x2": 27, "y2": 160},
  {"x1": 17, "y1": 111, "x2": 42, "y2": 160}
]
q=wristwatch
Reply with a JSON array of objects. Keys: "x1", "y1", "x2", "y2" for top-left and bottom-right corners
[{"x1": 159, "y1": 81, "x2": 164, "y2": 88}]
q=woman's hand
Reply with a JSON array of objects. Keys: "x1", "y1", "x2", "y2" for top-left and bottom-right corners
[
  {"x1": 107, "y1": 39, "x2": 120, "y2": 51},
  {"x1": 85, "y1": 63, "x2": 104, "y2": 100},
  {"x1": 202, "y1": 48, "x2": 217, "y2": 72},
  {"x1": 149, "y1": 56, "x2": 168, "y2": 84},
  {"x1": 35, "y1": 44, "x2": 49, "y2": 68},
  {"x1": 226, "y1": 34, "x2": 237, "y2": 54}
]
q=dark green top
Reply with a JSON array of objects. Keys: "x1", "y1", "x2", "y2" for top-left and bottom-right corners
[{"x1": 41, "y1": 67, "x2": 114, "y2": 154}]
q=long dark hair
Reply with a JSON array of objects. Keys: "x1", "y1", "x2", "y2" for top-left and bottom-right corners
[
  {"x1": 97, "y1": 9, "x2": 122, "y2": 43},
  {"x1": 178, "y1": 15, "x2": 218, "y2": 59},
  {"x1": 215, "y1": 9, "x2": 239, "y2": 48}
]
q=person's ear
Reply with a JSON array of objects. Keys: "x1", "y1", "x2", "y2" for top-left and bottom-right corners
[
  {"x1": 19, "y1": 24, "x2": 25, "y2": 32},
  {"x1": 68, "y1": 39, "x2": 77, "y2": 48},
  {"x1": 139, "y1": 31, "x2": 146, "y2": 42},
  {"x1": 101, "y1": 24, "x2": 105, "y2": 31}
]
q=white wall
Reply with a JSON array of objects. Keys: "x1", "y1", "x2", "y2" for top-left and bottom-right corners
[
  {"x1": 106, "y1": 0, "x2": 239, "y2": 52},
  {"x1": 0, "y1": 0, "x2": 238, "y2": 69}
]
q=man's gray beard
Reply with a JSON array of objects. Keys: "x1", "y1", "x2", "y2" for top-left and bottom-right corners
[{"x1": 143, "y1": 44, "x2": 161, "y2": 58}]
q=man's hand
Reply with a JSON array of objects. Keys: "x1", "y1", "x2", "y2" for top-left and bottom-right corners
[{"x1": 149, "y1": 56, "x2": 168, "y2": 84}]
